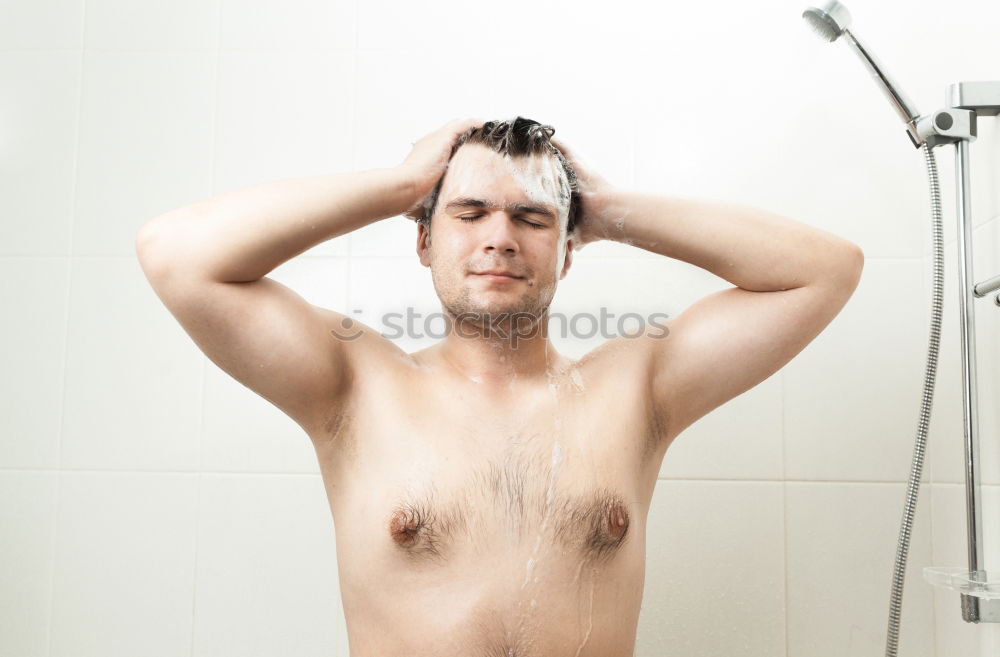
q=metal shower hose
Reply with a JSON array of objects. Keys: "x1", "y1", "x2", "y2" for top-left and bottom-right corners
[{"x1": 885, "y1": 141, "x2": 944, "y2": 657}]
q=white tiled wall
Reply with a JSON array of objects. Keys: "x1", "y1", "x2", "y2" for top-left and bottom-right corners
[{"x1": 2, "y1": 1, "x2": 999, "y2": 656}]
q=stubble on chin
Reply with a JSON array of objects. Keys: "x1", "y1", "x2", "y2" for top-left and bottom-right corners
[{"x1": 437, "y1": 278, "x2": 555, "y2": 330}]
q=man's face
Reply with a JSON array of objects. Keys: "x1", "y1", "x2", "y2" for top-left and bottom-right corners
[{"x1": 416, "y1": 142, "x2": 574, "y2": 324}]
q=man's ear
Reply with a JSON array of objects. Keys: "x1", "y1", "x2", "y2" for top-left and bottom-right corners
[
  {"x1": 559, "y1": 236, "x2": 574, "y2": 280},
  {"x1": 417, "y1": 221, "x2": 431, "y2": 267}
]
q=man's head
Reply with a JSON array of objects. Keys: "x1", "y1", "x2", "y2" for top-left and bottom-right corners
[
  {"x1": 416, "y1": 117, "x2": 581, "y2": 239},
  {"x1": 415, "y1": 117, "x2": 581, "y2": 327}
]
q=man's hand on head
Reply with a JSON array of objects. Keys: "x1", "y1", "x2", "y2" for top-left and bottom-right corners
[
  {"x1": 549, "y1": 136, "x2": 618, "y2": 251},
  {"x1": 398, "y1": 117, "x2": 484, "y2": 222}
]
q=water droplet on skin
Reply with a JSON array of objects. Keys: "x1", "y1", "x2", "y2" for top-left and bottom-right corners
[
  {"x1": 545, "y1": 442, "x2": 564, "y2": 505},
  {"x1": 552, "y1": 441, "x2": 564, "y2": 468},
  {"x1": 572, "y1": 570, "x2": 597, "y2": 657},
  {"x1": 523, "y1": 533, "x2": 544, "y2": 589}
]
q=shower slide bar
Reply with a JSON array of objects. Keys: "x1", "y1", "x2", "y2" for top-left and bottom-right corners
[{"x1": 919, "y1": 80, "x2": 1000, "y2": 623}]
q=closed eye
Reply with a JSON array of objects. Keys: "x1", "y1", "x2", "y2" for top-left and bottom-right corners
[{"x1": 458, "y1": 215, "x2": 545, "y2": 229}]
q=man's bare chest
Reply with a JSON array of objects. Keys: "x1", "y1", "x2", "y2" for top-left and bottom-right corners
[
  {"x1": 317, "y1": 430, "x2": 646, "y2": 584},
  {"x1": 309, "y1": 375, "x2": 666, "y2": 566}
]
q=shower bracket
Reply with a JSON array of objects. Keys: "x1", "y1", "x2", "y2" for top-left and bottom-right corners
[
  {"x1": 912, "y1": 106, "x2": 976, "y2": 150},
  {"x1": 911, "y1": 81, "x2": 1000, "y2": 149}
]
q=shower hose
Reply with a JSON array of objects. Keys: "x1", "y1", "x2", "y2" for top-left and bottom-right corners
[{"x1": 884, "y1": 141, "x2": 944, "y2": 657}]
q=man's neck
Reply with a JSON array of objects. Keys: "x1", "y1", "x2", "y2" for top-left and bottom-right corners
[{"x1": 431, "y1": 319, "x2": 567, "y2": 388}]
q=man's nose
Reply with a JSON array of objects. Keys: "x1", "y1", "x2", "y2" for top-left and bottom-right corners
[{"x1": 483, "y1": 214, "x2": 519, "y2": 253}]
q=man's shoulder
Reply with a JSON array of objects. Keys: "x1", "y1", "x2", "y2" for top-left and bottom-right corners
[
  {"x1": 314, "y1": 306, "x2": 419, "y2": 375},
  {"x1": 575, "y1": 320, "x2": 673, "y2": 377}
]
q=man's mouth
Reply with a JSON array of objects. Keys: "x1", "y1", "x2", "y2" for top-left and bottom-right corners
[
  {"x1": 473, "y1": 268, "x2": 524, "y2": 277},
  {"x1": 473, "y1": 271, "x2": 523, "y2": 281}
]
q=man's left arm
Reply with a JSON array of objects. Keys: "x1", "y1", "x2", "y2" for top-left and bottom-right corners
[{"x1": 583, "y1": 188, "x2": 864, "y2": 444}]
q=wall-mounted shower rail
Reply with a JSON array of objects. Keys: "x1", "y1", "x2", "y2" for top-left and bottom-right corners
[{"x1": 918, "y1": 80, "x2": 1000, "y2": 623}]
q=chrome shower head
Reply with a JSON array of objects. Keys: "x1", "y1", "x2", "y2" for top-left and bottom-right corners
[
  {"x1": 802, "y1": 0, "x2": 851, "y2": 42},
  {"x1": 802, "y1": 1, "x2": 924, "y2": 146}
]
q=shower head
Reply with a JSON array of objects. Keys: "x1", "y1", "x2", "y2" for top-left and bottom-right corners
[
  {"x1": 802, "y1": 1, "x2": 924, "y2": 147},
  {"x1": 802, "y1": 0, "x2": 851, "y2": 42}
]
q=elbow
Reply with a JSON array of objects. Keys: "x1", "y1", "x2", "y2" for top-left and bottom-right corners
[
  {"x1": 135, "y1": 207, "x2": 210, "y2": 272},
  {"x1": 135, "y1": 221, "x2": 158, "y2": 259},
  {"x1": 847, "y1": 241, "x2": 864, "y2": 275},
  {"x1": 812, "y1": 240, "x2": 864, "y2": 292},
  {"x1": 135, "y1": 217, "x2": 178, "y2": 278},
  {"x1": 135, "y1": 220, "x2": 166, "y2": 266},
  {"x1": 836, "y1": 242, "x2": 865, "y2": 293}
]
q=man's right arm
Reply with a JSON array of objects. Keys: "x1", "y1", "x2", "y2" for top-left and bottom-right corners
[{"x1": 134, "y1": 166, "x2": 420, "y2": 437}]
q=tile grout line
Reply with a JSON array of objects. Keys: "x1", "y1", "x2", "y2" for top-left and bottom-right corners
[
  {"x1": 191, "y1": 360, "x2": 207, "y2": 657},
  {"x1": 781, "y1": 369, "x2": 790, "y2": 657},
  {"x1": 187, "y1": 5, "x2": 226, "y2": 654},
  {"x1": 46, "y1": 1, "x2": 90, "y2": 654},
  {"x1": 338, "y1": 0, "x2": 362, "y2": 304},
  {"x1": 346, "y1": 0, "x2": 360, "y2": 269}
]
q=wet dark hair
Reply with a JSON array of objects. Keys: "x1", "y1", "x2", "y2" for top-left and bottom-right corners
[{"x1": 417, "y1": 116, "x2": 581, "y2": 237}]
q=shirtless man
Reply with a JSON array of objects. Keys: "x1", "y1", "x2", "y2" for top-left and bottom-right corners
[{"x1": 135, "y1": 116, "x2": 864, "y2": 656}]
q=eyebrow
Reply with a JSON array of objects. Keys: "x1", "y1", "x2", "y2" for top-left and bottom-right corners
[{"x1": 443, "y1": 197, "x2": 557, "y2": 221}]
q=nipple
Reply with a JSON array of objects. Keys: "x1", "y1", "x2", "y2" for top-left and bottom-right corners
[
  {"x1": 607, "y1": 503, "x2": 629, "y2": 541},
  {"x1": 389, "y1": 509, "x2": 421, "y2": 547}
]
